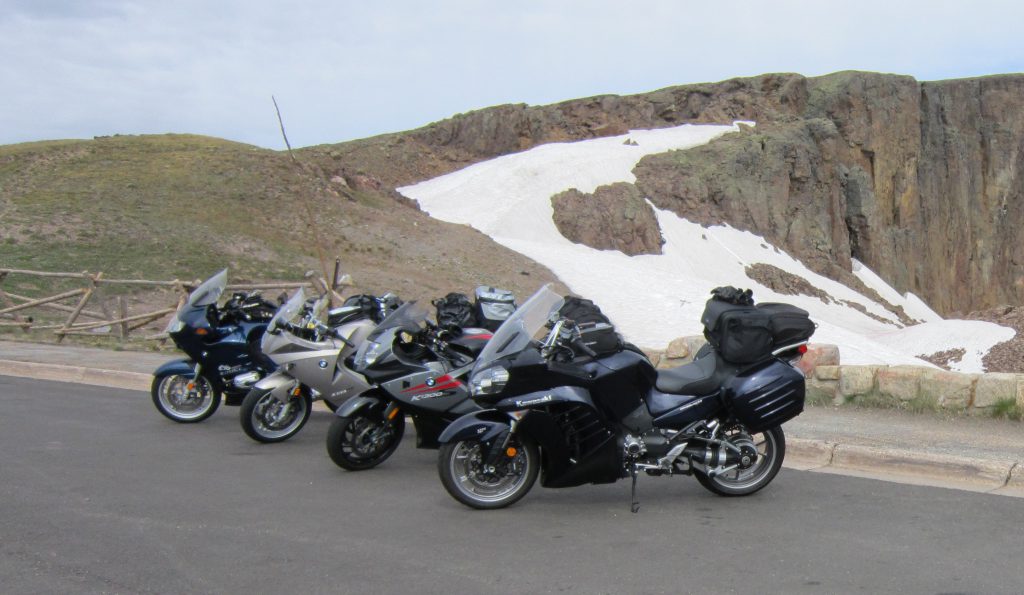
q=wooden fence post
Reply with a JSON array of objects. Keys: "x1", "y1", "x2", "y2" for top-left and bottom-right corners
[
  {"x1": 117, "y1": 295, "x2": 128, "y2": 339},
  {"x1": 0, "y1": 272, "x2": 32, "y2": 332},
  {"x1": 56, "y1": 272, "x2": 102, "y2": 344}
]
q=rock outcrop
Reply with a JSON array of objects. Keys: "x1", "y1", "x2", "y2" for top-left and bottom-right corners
[
  {"x1": 550, "y1": 183, "x2": 663, "y2": 255},
  {"x1": 315, "y1": 71, "x2": 1024, "y2": 316}
]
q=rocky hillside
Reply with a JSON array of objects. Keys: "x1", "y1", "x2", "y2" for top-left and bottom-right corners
[
  {"x1": 3, "y1": 70, "x2": 1021, "y2": 324},
  {"x1": 306, "y1": 71, "x2": 1024, "y2": 316}
]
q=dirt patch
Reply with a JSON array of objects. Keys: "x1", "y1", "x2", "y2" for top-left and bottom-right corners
[
  {"x1": 964, "y1": 305, "x2": 1024, "y2": 373},
  {"x1": 745, "y1": 263, "x2": 832, "y2": 302},
  {"x1": 917, "y1": 348, "x2": 966, "y2": 371}
]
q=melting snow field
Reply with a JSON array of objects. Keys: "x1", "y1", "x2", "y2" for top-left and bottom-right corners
[{"x1": 399, "y1": 123, "x2": 1014, "y2": 372}]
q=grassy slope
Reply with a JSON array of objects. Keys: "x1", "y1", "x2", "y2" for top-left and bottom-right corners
[{"x1": 0, "y1": 134, "x2": 563, "y2": 319}]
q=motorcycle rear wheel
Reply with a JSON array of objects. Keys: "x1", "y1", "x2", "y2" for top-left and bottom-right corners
[
  {"x1": 438, "y1": 436, "x2": 539, "y2": 510},
  {"x1": 151, "y1": 373, "x2": 220, "y2": 423},
  {"x1": 694, "y1": 425, "x2": 785, "y2": 496},
  {"x1": 239, "y1": 387, "x2": 312, "y2": 443},
  {"x1": 326, "y1": 410, "x2": 405, "y2": 470}
]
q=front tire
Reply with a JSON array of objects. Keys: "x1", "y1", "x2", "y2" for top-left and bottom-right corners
[
  {"x1": 438, "y1": 436, "x2": 539, "y2": 510},
  {"x1": 151, "y1": 373, "x2": 220, "y2": 423},
  {"x1": 239, "y1": 387, "x2": 312, "y2": 443},
  {"x1": 694, "y1": 425, "x2": 785, "y2": 497},
  {"x1": 326, "y1": 409, "x2": 405, "y2": 470}
]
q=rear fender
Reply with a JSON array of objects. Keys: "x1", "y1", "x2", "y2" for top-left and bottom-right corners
[
  {"x1": 252, "y1": 371, "x2": 298, "y2": 403},
  {"x1": 437, "y1": 409, "x2": 511, "y2": 444}
]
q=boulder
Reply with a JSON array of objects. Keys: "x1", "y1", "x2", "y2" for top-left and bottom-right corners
[
  {"x1": 876, "y1": 366, "x2": 924, "y2": 403},
  {"x1": 837, "y1": 366, "x2": 879, "y2": 401},
  {"x1": 919, "y1": 369, "x2": 978, "y2": 409},
  {"x1": 972, "y1": 373, "x2": 1019, "y2": 409}
]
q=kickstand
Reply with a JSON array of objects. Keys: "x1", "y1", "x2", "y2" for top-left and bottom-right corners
[{"x1": 630, "y1": 465, "x2": 640, "y2": 513}]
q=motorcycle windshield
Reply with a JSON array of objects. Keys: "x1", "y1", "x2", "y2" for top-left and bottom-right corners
[
  {"x1": 365, "y1": 301, "x2": 431, "y2": 343},
  {"x1": 269, "y1": 287, "x2": 307, "y2": 330},
  {"x1": 165, "y1": 268, "x2": 228, "y2": 332},
  {"x1": 188, "y1": 269, "x2": 228, "y2": 307},
  {"x1": 472, "y1": 284, "x2": 563, "y2": 375}
]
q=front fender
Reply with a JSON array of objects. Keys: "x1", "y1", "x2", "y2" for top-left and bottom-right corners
[
  {"x1": 437, "y1": 409, "x2": 511, "y2": 444},
  {"x1": 154, "y1": 358, "x2": 197, "y2": 378},
  {"x1": 335, "y1": 395, "x2": 384, "y2": 418},
  {"x1": 252, "y1": 371, "x2": 298, "y2": 403}
]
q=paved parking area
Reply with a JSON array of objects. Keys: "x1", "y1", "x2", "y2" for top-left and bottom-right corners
[{"x1": 3, "y1": 376, "x2": 1023, "y2": 594}]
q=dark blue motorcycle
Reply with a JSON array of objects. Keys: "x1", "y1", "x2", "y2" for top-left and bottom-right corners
[{"x1": 152, "y1": 269, "x2": 280, "y2": 423}]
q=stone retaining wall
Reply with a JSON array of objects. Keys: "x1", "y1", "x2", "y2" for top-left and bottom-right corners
[{"x1": 647, "y1": 337, "x2": 1024, "y2": 416}]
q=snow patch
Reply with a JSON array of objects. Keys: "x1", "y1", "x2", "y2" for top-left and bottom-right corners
[{"x1": 400, "y1": 123, "x2": 1012, "y2": 373}]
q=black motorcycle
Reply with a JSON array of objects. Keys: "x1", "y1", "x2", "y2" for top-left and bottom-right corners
[
  {"x1": 325, "y1": 301, "x2": 492, "y2": 470},
  {"x1": 435, "y1": 284, "x2": 815, "y2": 510},
  {"x1": 152, "y1": 269, "x2": 279, "y2": 423}
]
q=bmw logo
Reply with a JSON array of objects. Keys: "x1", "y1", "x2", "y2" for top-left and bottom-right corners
[
  {"x1": 318, "y1": 360, "x2": 328, "y2": 369},
  {"x1": 425, "y1": 378, "x2": 436, "y2": 387}
]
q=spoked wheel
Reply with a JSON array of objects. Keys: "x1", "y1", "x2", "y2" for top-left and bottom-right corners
[
  {"x1": 438, "y1": 436, "x2": 539, "y2": 510},
  {"x1": 239, "y1": 387, "x2": 312, "y2": 443},
  {"x1": 694, "y1": 425, "x2": 785, "y2": 496},
  {"x1": 151, "y1": 373, "x2": 220, "y2": 423},
  {"x1": 326, "y1": 409, "x2": 405, "y2": 471}
]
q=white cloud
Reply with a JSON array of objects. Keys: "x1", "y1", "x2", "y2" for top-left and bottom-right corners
[{"x1": 2, "y1": 0, "x2": 1024, "y2": 148}]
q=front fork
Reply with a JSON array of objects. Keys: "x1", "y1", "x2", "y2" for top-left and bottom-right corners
[
  {"x1": 187, "y1": 364, "x2": 203, "y2": 394},
  {"x1": 480, "y1": 418, "x2": 518, "y2": 471}
]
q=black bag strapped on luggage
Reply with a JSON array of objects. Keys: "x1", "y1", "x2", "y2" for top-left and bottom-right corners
[
  {"x1": 473, "y1": 286, "x2": 516, "y2": 331},
  {"x1": 701, "y1": 287, "x2": 815, "y2": 364},
  {"x1": 433, "y1": 292, "x2": 477, "y2": 328},
  {"x1": 757, "y1": 302, "x2": 816, "y2": 347},
  {"x1": 559, "y1": 296, "x2": 623, "y2": 357}
]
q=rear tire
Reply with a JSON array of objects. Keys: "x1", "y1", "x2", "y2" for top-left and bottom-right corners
[
  {"x1": 694, "y1": 425, "x2": 785, "y2": 497},
  {"x1": 438, "y1": 436, "x2": 539, "y2": 510},
  {"x1": 151, "y1": 372, "x2": 220, "y2": 423},
  {"x1": 326, "y1": 410, "x2": 405, "y2": 470},
  {"x1": 239, "y1": 387, "x2": 312, "y2": 443}
]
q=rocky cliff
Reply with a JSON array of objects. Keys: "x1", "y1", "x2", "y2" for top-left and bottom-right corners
[{"x1": 316, "y1": 71, "x2": 1024, "y2": 315}]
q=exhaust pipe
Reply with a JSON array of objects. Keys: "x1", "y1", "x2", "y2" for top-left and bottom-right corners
[{"x1": 232, "y1": 371, "x2": 261, "y2": 388}]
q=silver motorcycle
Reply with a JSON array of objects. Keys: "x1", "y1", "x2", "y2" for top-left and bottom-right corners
[{"x1": 238, "y1": 288, "x2": 387, "y2": 443}]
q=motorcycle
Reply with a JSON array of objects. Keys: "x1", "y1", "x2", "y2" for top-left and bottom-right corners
[
  {"x1": 325, "y1": 301, "x2": 492, "y2": 470},
  {"x1": 238, "y1": 289, "x2": 399, "y2": 443},
  {"x1": 152, "y1": 269, "x2": 280, "y2": 423},
  {"x1": 435, "y1": 284, "x2": 813, "y2": 511}
]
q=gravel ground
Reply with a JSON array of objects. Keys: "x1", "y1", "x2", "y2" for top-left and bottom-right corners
[{"x1": 965, "y1": 305, "x2": 1024, "y2": 372}]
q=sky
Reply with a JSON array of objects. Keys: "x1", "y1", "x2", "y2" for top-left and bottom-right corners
[{"x1": 3, "y1": 0, "x2": 1023, "y2": 149}]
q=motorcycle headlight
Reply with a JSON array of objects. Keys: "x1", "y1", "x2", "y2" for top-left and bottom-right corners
[
  {"x1": 470, "y1": 366, "x2": 509, "y2": 396},
  {"x1": 166, "y1": 316, "x2": 184, "y2": 334},
  {"x1": 357, "y1": 341, "x2": 385, "y2": 368}
]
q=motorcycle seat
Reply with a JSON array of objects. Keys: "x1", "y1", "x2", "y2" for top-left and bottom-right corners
[{"x1": 654, "y1": 351, "x2": 737, "y2": 397}]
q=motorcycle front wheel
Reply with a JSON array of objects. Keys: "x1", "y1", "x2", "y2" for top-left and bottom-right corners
[
  {"x1": 151, "y1": 373, "x2": 219, "y2": 423},
  {"x1": 438, "y1": 436, "x2": 539, "y2": 510},
  {"x1": 694, "y1": 425, "x2": 785, "y2": 496},
  {"x1": 326, "y1": 410, "x2": 405, "y2": 471},
  {"x1": 239, "y1": 387, "x2": 312, "y2": 443}
]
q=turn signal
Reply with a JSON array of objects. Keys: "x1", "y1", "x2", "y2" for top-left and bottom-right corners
[
  {"x1": 291, "y1": 386, "x2": 302, "y2": 397},
  {"x1": 195, "y1": 328, "x2": 209, "y2": 336},
  {"x1": 506, "y1": 447, "x2": 518, "y2": 458},
  {"x1": 387, "y1": 408, "x2": 400, "y2": 421}
]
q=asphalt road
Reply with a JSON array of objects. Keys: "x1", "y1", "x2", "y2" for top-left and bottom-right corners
[{"x1": 2, "y1": 376, "x2": 1023, "y2": 594}]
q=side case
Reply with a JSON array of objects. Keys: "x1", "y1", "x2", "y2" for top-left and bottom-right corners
[{"x1": 726, "y1": 360, "x2": 805, "y2": 433}]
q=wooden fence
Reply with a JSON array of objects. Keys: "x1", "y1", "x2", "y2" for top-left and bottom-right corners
[{"x1": 0, "y1": 266, "x2": 348, "y2": 342}]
